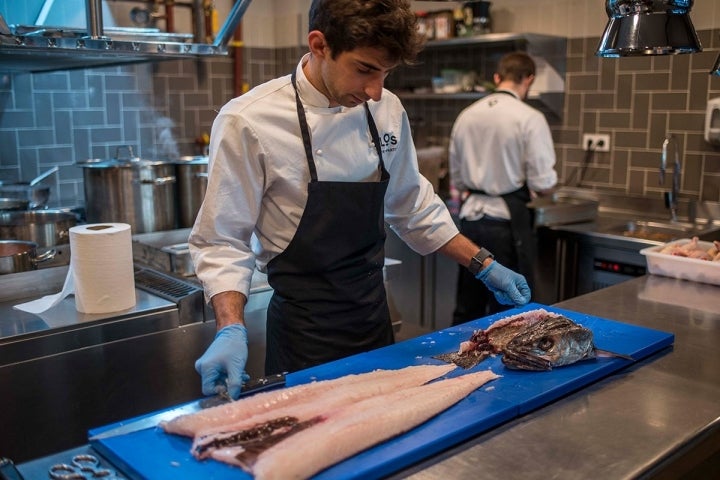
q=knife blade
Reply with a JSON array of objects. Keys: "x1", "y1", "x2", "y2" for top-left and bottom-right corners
[{"x1": 89, "y1": 373, "x2": 286, "y2": 441}]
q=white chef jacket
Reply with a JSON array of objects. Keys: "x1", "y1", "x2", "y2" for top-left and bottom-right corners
[
  {"x1": 449, "y1": 90, "x2": 557, "y2": 221},
  {"x1": 189, "y1": 56, "x2": 458, "y2": 300}
]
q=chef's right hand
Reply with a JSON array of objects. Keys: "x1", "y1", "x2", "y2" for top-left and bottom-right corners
[{"x1": 195, "y1": 324, "x2": 249, "y2": 399}]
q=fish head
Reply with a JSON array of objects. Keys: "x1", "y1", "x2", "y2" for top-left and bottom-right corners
[{"x1": 501, "y1": 316, "x2": 596, "y2": 371}]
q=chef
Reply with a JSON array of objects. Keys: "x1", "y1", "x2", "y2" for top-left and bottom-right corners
[{"x1": 189, "y1": 0, "x2": 531, "y2": 399}]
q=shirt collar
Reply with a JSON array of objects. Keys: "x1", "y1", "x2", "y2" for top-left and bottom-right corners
[{"x1": 295, "y1": 54, "x2": 341, "y2": 111}]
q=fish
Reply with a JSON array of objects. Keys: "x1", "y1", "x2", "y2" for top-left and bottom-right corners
[
  {"x1": 161, "y1": 364, "x2": 456, "y2": 438},
  {"x1": 190, "y1": 362, "x2": 456, "y2": 450},
  {"x1": 435, "y1": 309, "x2": 609, "y2": 371},
  {"x1": 435, "y1": 308, "x2": 553, "y2": 369},
  {"x1": 205, "y1": 369, "x2": 500, "y2": 480},
  {"x1": 500, "y1": 314, "x2": 596, "y2": 371}
]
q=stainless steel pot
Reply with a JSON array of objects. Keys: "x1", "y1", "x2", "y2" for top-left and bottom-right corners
[
  {"x1": 0, "y1": 240, "x2": 56, "y2": 275},
  {"x1": 175, "y1": 156, "x2": 208, "y2": 228},
  {"x1": 0, "y1": 198, "x2": 30, "y2": 211},
  {"x1": 0, "y1": 183, "x2": 50, "y2": 209},
  {"x1": 78, "y1": 147, "x2": 178, "y2": 234},
  {"x1": 0, "y1": 210, "x2": 78, "y2": 247}
]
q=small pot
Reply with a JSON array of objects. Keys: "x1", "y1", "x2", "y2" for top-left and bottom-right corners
[
  {"x1": 0, "y1": 210, "x2": 78, "y2": 247},
  {"x1": 0, "y1": 240, "x2": 56, "y2": 275},
  {"x1": 0, "y1": 198, "x2": 30, "y2": 211},
  {"x1": 0, "y1": 183, "x2": 50, "y2": 209}
]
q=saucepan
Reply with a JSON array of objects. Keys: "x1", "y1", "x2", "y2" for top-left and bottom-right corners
[
  {"x1": 0, "y1": 209, "x2": 78, "y2": 247},
  {"x1": 0, "y1": 240, "x2": 56, "y2": 275},
  {"x1": 0, "y1": 183, "x2": 51, "y2": 209},
  {"x1": 0, "y1": 198, "x2": 30, "y2": 211},
  {"x1": 0, "y1": 166, "x2": 58, "y2": 209}
]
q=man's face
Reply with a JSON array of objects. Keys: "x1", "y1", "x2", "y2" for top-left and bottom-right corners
[{"x1": 318, "y1": 46, "x2": 399, "y2": 108}]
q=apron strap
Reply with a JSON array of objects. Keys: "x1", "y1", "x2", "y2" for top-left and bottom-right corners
[
  {"x1": 291, "y1": 70, "x2": 318, "y2": 182},
  {"x1": 291, "y1": 70, "x2": 386, "y2": 181}
]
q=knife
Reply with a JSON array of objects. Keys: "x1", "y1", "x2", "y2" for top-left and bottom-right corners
[{"x1": 89, "y1": 373, "x2": 286, "y2": 441}]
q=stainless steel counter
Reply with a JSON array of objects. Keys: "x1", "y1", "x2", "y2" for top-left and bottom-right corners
[{"x1": 390, "y1": 274, "x2": 720, "y2": 479}]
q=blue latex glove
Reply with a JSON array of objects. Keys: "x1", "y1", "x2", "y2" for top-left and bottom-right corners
[
  {"x1": 195, "y1": 324, "x2": 250, "y2": 399},
  {"x1": 476, "y1": 261, "x2": 532, "y2": 306}
]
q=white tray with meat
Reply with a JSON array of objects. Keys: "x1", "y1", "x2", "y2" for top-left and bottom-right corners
[{"x1": 640, "y1": 237, "x2": 720, "y2": 286}]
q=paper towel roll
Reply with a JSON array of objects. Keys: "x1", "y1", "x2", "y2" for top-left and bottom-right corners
[{"x1": 70, "y1": 223, "x2": 136, "y2": 313}]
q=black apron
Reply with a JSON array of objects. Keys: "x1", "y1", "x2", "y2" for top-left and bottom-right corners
[
  {"x1": 264, "y1": 72, "x2": 394, "y2": 375},
  {"x1": 466, "y1": 184, "x2": 535, "y2": 288}
]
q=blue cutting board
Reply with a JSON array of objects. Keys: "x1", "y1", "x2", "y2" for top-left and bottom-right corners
[{"x1": 89, "y1": 303, "x2": 674, "y2": 480}]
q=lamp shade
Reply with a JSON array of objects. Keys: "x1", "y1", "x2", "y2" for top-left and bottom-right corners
[{"x1": 596, "y1": 0, "x2": 702, "y2": 57}]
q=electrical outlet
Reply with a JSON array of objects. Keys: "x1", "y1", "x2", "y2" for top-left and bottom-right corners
[{"x1": 582, "y1": 133, "x2": 610, "y2": 152}]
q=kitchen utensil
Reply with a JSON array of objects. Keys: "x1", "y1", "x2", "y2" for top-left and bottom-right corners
[
  {"x1": 0, "y1": 198, "x2": 30, "y2": 211},
  {"x1": 0, "y1": 240, "x2": 55, "y2": 275},
  {"x1": 88, "y1": 373, "x2": 286, "y2": 441},
  {"x1": 28, "y1": 166, "x2": 58, "y2": 186},
  {"x1": 0, "y1": 184, "x2": 50, "y2": 209},
  {"x1": 78, "y1": 146, "x2": 177, "y2": 234},
  {"x1": 0, "y1": 210, "x2": 78, "y2": 247},
  {"x1": 174, "y1": 155, "x2": 208, "y2": 228}
]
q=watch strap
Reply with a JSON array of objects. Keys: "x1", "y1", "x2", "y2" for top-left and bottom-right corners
[{"x1": 468, "y1": 247, "x2": 494, "y2": 276}]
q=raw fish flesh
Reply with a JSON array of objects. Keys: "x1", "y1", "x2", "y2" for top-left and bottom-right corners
[
  {"x1": 161, "y1": 364, "x2": 455, "y2": 438},
  {"x1": 206, "y1": 369, "x2": 500, "y2": 480},
  {"x1": 190, "y1": 362, "x2": 456, "y2": 450}
]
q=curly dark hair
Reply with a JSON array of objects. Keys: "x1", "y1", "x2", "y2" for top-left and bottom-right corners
[{"x1": 308, "y1": 0, "x2": 425, "y2": 65}]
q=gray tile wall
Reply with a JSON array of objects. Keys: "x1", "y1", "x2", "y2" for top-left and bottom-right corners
[
  {"x1": 1, "y1": 30, "x2": 719, "y2": 210},
  {"x1": 558, "y1": 29, "x2": 720, "y2": 202},
  {"x1": 0, "y1": 45, "x2": 303, "y2": 208}
]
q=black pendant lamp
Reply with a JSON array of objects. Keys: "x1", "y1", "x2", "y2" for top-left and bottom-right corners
[
  {"x1": 712, "y1": 50, "x2": 720, "y2": 76},
  {"x1": 596, "y1": 0, "x2": 702, "y2": 57}
]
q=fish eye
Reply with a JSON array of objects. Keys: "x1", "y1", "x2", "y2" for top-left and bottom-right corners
[{"x1": 538, "y1": 336, "x2": 554, "y2": 351}]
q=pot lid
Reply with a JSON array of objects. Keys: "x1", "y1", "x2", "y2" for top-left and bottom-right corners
[
  {"x1": 175, "y1": 156, "x2": 209, "y2": 165},
  {"x1": 77, "y1": 146, "x2": 173, "y2": 168}
]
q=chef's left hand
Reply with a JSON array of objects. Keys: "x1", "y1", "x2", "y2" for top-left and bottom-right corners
[{"x1": 476, "y1": 261, "x2": 531, "y2": 306}]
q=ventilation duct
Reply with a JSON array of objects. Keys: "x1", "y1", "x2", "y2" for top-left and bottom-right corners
[
  {"x1": 0, "y1": 0, "x2": 252, "y2": 73},
  {"x1": 596, "y1": 0, "x2": 701, "y2": 57}
]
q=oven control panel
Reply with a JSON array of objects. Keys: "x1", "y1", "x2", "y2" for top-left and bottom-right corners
[{"x1": 593, "y1": 258, "x2": 646, "y2": 277}]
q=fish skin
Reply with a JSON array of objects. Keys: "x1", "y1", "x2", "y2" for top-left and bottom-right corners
[
  {"x1": 189, "y1": 363, "x2": 457, "y2": 456},
  {"x1": 161, "y1": 364, "x2": 456, "y2": 438},
  {"x1": 434, "y1": 309, "x2": 553, "y2": 369},
  {"x1": 243, "y1": 369, "x2": 500, "y2": 480},
  {"x1": 435, "y1": 309, "x2": 598, "y2": 371},
  {"x1": 501, "y1": 315, "x2": 597, "y2": 371}
]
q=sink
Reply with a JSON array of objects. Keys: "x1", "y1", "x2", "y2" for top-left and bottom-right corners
[
  {"x1": 600, "y1": 220, "x2": 720, "y2": 243},
  {"x1": 529, "y1": 192, "x2": 599, "y2": 226}
]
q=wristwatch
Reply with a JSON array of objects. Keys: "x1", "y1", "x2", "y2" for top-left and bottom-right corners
[{"x1": 468, "y1": 247, "x2": 494, "y2": 276}]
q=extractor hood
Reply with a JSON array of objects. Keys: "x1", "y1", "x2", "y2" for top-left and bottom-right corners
[
  {"x1": 596, "y1": 0, "x2": 702, "y2": 57},
  {"x1": 0, "y1": 0, "x2": 251, "y2": 73}
]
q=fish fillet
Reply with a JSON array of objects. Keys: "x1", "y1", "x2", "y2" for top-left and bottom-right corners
[
  {"x1": 161, "y1": 364, "x2": 455, "y2": 438},
  {"x1": 209, "y1": 369, "x2": 500, "y2": 480}
]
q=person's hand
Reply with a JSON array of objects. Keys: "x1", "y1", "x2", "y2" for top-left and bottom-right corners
[
  {"x1": 195, "y1": 324, "x2": 250, "y2": 399},
  {"x1": 476, "y1": 261, "x2": 531, "y2": 306}
]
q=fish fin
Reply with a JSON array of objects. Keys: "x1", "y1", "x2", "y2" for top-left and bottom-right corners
[{"x1": 595, "y1": 348, "x2": 635, "y2": 362}]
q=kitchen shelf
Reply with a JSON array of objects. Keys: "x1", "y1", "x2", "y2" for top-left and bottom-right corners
[{"x1": 387, "y1": 32, "x2": 567, "y2": 125}]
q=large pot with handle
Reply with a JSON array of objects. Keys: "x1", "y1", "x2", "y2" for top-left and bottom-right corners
[
  {"x1": 0, "y1": 240, "x2": 56, "y2": 275},
  {"x1": 78, "y1": 146, "x2": 177, "y2": 234},
  {"x1": 0, "y1": 210, "x2": 78, "y2": 247},
  {"x1": 175, "y1": 155, "x2": 208, "y2": 228}
]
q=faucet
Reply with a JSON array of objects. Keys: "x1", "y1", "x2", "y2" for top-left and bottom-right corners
[{"x1": 660, "y1": 134, "x2": 681, "y2": 222}]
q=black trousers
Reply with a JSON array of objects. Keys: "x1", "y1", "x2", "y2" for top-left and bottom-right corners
[{"x1": 452, "y1": 216, "x2": 525, "y2": 325}]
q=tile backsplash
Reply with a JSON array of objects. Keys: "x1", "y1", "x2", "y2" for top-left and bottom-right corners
[{"x1": 1, "y1": 29, "x2": 719, "y2": 210}]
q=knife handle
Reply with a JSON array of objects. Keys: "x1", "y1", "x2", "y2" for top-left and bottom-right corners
[{"x1": 0, "y1": 458, "x2": 25, "y2": 480}]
